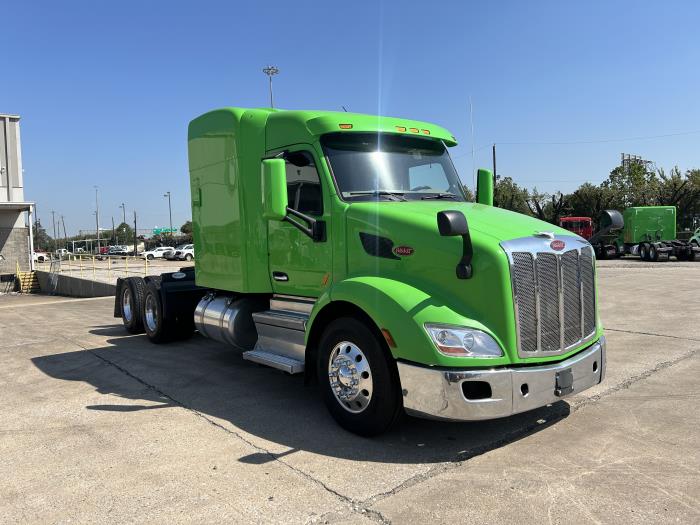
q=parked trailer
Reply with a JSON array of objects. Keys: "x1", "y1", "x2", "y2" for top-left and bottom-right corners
[
  {"x1": 114, "y1": 107, "x2": 606, "y2": 436},
  {"x1": 616, "y1": 206, "x2": 698, "y2": 261}
]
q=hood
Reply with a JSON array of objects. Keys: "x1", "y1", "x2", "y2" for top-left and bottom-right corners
[
  {"x1": 343, "y1": 201, "x2": 584, "y2": 363},
  {"x1": 346, "y1": 200, "x2": 575, "y2": 243}
]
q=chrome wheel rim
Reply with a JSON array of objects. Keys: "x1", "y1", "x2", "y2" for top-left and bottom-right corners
[
  {"x1": 328, "y1": 341, "x2": 373, "y2": 413},
  {"x1": 144, "y1": 294, "x2": 158, "y2": 332},
  {"x1": 122, "y1": 288, "x2": 133, "y2": 323}
]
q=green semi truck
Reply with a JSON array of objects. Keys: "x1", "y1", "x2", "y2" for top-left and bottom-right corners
[
  {"x1": 620, "y1": 206, "x2": 699, "y2": 261},
  {"x1": 115, "y1": 107, "x2": 605, "y2": 436}
]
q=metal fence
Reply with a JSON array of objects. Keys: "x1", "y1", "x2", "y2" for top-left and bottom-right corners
[{"x1": 40, "y1": 254, "x2": 166, "y2": 285}]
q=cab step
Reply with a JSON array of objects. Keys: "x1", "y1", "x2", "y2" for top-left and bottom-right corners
[
  {"x1": 247, "y1": 296, "x2": 314, "y2": 374},
  {"x1": 242, "y1": 349, "x2": 305, "y2": 374}
]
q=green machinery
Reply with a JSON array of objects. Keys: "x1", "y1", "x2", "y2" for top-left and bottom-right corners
[{"x1": 114, "y1": 107, "x2": 605, "y2": 436}]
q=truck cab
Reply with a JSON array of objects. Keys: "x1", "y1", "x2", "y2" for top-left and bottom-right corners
[
  {"x1": 116, "y1": 107, "x2": 605, "y2": 436},
  {"x1": 559, "y1": 216, "x2": 593, "y2": 239}
]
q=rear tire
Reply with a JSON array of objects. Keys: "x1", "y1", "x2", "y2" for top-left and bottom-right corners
[
  {"x1": 121, "y1": 277, "x2": 146, "y2": 334},
  {"x1": 142, "y1": 281, "x2": 175, "y2": 344},
  {"x1": 318, "y1": 317, "x2": 402, "y2": 437},
  {"x1": 147, "y1": 254, "x2": 154, "y2": 260},
  {"x1": 639, "y1": 243, "x2": 648, "y2": 261},
  {"x1": 185, "y1": 254, "x2": 193, "y2": 262},
  {"x1": 649, "y1": 244, "x2": 659, "y2": 262}
]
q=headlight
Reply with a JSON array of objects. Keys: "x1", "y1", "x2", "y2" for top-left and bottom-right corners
[{"x1": 425, "y1": 324, "x2": 503, "y2": 358}]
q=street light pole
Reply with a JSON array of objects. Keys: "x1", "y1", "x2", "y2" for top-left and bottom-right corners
[
  {"x1": 262, "y1": 65, "x2": 279, "y2": 108},
  {"x1": 164, "y1": 191, "x2": 173, "y2": 239},
  {"x1": 118, "y1": 203, "x2": 126, "y2": 244}
]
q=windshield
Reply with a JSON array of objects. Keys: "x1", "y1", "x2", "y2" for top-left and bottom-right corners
[{"x1": 321, "y1": 133, "x2": 466, "y2": 202}]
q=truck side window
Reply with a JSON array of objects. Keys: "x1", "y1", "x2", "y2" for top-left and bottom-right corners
[{"x1": 285, "y1": 151, "x2": 323, "y2": 216}]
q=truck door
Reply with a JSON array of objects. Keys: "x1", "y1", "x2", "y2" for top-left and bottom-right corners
[{"x1": 267, "y1": 147, "x2": 332, "y2": 297}]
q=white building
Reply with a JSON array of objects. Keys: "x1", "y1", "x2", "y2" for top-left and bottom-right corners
[{"x1": 1, "y1": 113, "x2": 35, "y2": 275}]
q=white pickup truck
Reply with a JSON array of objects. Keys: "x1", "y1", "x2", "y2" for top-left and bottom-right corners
[{"x1": 141, "y1": 246, "x2": 174, "y2": 260}]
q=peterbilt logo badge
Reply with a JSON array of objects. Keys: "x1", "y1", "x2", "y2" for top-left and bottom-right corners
[
  {"x1": 550, "y1": 240, "x2": 566, "y2": 251},
  {"x1": 393, "y1": 246, "x2": 414, "y2": 256}
]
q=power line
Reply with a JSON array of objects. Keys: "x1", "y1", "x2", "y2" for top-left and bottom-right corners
[
  {"x1": 453, "y1": 128, "x2": 700, "y2": 159},
  {"x1": 496, "y1": 129, "x2": 700, "y2": 146}
]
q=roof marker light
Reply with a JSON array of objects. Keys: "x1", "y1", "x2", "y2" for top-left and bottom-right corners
[
  {"x1": 422, "y1": 129, "x2": 430, "y2": 135},
  {"x1": 339, "y1": 123, "x2": 353, "y2": 129},
  {"x1": 409, "y1": 127, "x2": 419, "y2": 133},
  {"x1": 395, "y1": 126, "x2": 407, "y2": 132}
]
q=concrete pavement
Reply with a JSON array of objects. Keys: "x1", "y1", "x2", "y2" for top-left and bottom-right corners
[{"x1": 0, "y1": 263, "x2": 698, "y2": 523}]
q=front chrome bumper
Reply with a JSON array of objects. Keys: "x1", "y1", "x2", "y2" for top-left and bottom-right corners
[{"x1": 398, "y1": 336, "x2": 605, "y2": 421}]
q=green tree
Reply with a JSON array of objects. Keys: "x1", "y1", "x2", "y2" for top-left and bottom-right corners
[
  {"x1": 32, "y1": 220, "x2": 53, "y2": 251},
  {"x1": 180, "y1": 220, "x2": 193, "y2": 235},
  {"x1": 494, "y1": 176, "x2": 530, "y2": 214},
  {"x1": 115, "y1": 222, "x2": 134, "y2": 244},
  {"x1": 526, "y1": 189, "x2": 568, "y2": 224},
  {"x1": 602, "y1": 162, "x2": 658, "y2": 209},
  {"x1": 568, "y1": 182, "x2": 617, "y2": 225},
  {"x1": 461, "y1": 184, "x2": 474, "y2": 202}
]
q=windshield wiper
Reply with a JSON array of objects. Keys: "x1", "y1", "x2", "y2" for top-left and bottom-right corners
[
  {"x1": 420, "y1": 192, "x2": 458, "y2": 200},
  {"x1": 348, "y1": 190, "x2": 407, "y2": 201}
]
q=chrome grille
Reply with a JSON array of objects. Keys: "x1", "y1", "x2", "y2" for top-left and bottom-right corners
[
  {"x1": 580, "y1": 247, "x2": 596, "y2": 336},
  {"x1": 503, "y1": 236, "x2": 597, "y2": 357},
  {"x1": 512, "y1": 252, "x2": 537, "y2": 353},
  {"x1": 561, "y1": 249, "x2": 582, "y2": 346},
  {"x1": 537, "y1": 253, "x2": 560, "y2": 351}
]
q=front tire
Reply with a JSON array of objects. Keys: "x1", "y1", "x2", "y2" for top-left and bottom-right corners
[
  {"x1": 185, "y1": 254, "x2": 193, "y2": 262},
  {"x1": 318, "y1": 317, "x2": 402, "y2": 436},
  {"x1": 147, "y1": 254, "x2": 154, "y2": 260}
]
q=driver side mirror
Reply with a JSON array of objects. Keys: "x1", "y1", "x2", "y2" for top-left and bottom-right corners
[
  {"x1": 437, "y1": 210, "x2": 473, "y2": 279},
  {"x1": 262, "y1": 159, "x2": 288, "y2": 220}
]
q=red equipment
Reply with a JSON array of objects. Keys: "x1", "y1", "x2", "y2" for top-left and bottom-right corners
[{"x1": 559, "y1": 217, "x2": 593, "y2": 240}]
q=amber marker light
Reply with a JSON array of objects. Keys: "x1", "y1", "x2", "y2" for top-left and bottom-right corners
[
  {"x1": 381, "y1": 328, "x2": 397, "y2": 348},
  {"x1": 395, "y1": 126, "x2": 407, "y2": 132},
  {"x1": 422, "y1": 129, "x2": 430, "y2": 135},
  {"x1": 339, "y1": 123, "x2": 353, "y2": 129},
  {"x1": 409, "y1": 127, "x2": 419, "y2": 133}
]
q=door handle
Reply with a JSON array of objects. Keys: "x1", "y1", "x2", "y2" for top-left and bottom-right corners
[{"x1": 272, "y1": 271, "x2": 289, "y2": 282}]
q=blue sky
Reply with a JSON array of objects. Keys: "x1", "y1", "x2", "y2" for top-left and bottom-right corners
[{"x1": 4, "y1": 0, "x2": 700, "y2": 235}]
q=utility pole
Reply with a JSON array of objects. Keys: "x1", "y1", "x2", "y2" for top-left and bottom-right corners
[
  {"x1": 61, "y1": 216, "x2": 67, "y2": 247},
  {"x1": 163, "y1": 191, "x2": 173, "y2": 240},
  {"x1": 112, "y1": 216, "x2": 116, "y2": 245},
  {"x1": 94, "y1": 186, "x2": 100, "y2": 253},
  {"x1": 492, "y1": 143, "x2": 497, "y2": 181},
  {"x1": 51, "y1": 210, "x2": 57, "y2": 252},
  {"x1": 133, "y1": 211, "x2": 138, "y2": 255},
  {"x1": 119, "y1": 203, "x2": 126, "y2": 225},
  {"x1": 262, "y1": 65, "x2": 279, "y2": 108}
]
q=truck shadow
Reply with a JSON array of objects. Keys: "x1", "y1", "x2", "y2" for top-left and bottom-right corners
[{"x1": 32, "y1": 326, "x2": 571, "y2": 465}]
